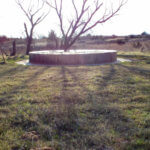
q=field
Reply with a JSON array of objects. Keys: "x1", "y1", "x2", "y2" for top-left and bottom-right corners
[{"x1": 0, "y1": 51, "x2": 150, "y2": 149}]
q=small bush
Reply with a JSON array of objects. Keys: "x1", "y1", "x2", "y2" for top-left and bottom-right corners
[{"x1": 116, "y1": 39, "x2": 126, "y2": 45}]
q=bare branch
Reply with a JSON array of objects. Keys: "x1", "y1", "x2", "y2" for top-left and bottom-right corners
[
  {"x1": 47, "y1": 0, "x2": 126, "y2": 51},
  {"x1": 16, "y1": 0, "x2": 49, "y2": 54},
  {"x1": 16, "y1": 0, "x2": 30, "y2": 21},
  {"x1": 80, "y1": 2, "x2": 103, "y2": 33},
  {"x1": 72, "y1": 0, "x2": 78, "y2": 18},
  {"x1": 34, "y1": 9, "x2": 50, "y2": 25},
  {"x1": 67, "y1": 0, "x2": 89, "y2": 41},
  {"x1": 24, "y1": 23, "x2": 29, "y2": 38},
  {"x1": 45, "y1": 1, "x2": 56, "y2": 9},
  {"x1": 66, "y1": 20, "x2": 74, "y2": 37},
  {"x1": 32, "y1": 1, "x2": 45, "y2": 17}
]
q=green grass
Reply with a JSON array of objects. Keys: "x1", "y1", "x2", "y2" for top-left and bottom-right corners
[
  {"x1": 0, "y1": 55, "x2": 29, "y2": 64},
  {"x1": 0, "y1": 53, "x2": 150, "y2": 150}
]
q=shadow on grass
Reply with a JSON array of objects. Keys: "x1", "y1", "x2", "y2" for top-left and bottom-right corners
[
  {"x1": 0, "y1": 66, "x2": 48, "y2": 106},
  {"x1": 0, "y1": 65, "x2": 28, "y2": 78},
  {"x1": 1, "y1": 63, "x2": 149, "y2": 149},
  {"x1": 118, "y1": 63, "x2": 150, "y2": 78},
  {"x1": 59, "y1": 65, "x2": 137, "y2": 149},
  {"x1": 60, "y1": 66, "x2": 68, "y2": 98}
]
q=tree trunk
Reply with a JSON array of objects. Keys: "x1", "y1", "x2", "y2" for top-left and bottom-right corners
[
  {"x1": 62, "y1": 39, "x2": 70, "y2": 52},
  {"x1": 24, "y1": 24, "x2": 34, "y2": 55},
  {"x1": 64, "y1": 44, "x2": 70, "y2": 52},
  {"x1": 26, "y1": 37, "x2": 32, "y2": 55},
  {"x1": 11, "y1": 40, "x2": 16, "y2": 56},
  {"x1": 64, "y1": 48, "x2": 68, "y2": 52}
]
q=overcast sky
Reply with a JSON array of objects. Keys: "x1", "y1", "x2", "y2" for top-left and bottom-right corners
[{"x1": 0, "y1": 0, "x2": 150, "y2": 38}]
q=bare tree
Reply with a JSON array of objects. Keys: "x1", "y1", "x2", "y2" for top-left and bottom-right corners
[
  {"x1": 16, "y1": 0, "x2": 49, "y2": 55},
  {"x1": 47, "y1": 0, "x2": 126, "y2": 51}
]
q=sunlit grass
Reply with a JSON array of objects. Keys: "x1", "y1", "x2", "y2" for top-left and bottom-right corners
[{"x1": 0, "y1": 52, "x2": 150, "y2": 149}]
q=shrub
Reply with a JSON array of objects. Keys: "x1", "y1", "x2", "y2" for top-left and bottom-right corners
[{"x1": 116, "y1": 39, "x2": 126, "y2": 45}]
